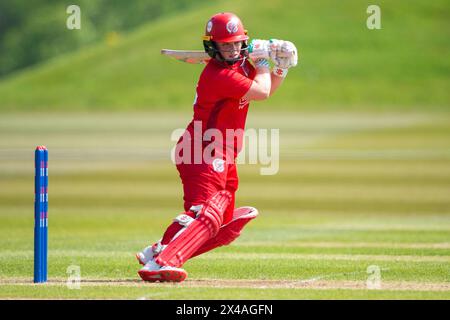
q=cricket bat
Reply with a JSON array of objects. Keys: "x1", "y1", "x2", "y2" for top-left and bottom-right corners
[
  {"x1": 161, "y1": 45, "x2": 297, "y2": 65},
  {"x1": 161, "y1": 49, "x2": 211, "y2": 64}
]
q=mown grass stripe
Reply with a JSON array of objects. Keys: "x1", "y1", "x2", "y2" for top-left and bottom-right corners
[{"x1": 238, "y1": 242, "x2": 450, "y2": 249}]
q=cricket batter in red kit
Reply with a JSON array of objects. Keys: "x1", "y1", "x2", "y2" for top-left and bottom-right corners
[{"x1": 137, "y1": 12, "x2": 298, "y2": 282}]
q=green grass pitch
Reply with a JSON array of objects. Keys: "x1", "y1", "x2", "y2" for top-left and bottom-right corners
[{"x1": 0, "y1": 111, "x2": 449, "y2": 299}]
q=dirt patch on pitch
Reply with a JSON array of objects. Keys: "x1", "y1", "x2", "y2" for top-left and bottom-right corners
[
  {"x1": 1, "y1": 278, "x2": 449, "y2": 291},
  {"x1": 181, "y1": 279, "x2": 450, "y2": 291}
]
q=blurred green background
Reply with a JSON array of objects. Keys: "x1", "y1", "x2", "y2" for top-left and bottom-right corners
[
  {"x1": 0, "y1": 0, "x2": 449, "y2": 110},
  {"x1": 0, "y1": 0, "x2": 449, "y2": 299}
]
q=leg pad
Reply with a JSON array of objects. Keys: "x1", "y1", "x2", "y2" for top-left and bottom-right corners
[
  {"x1": 155, "y1": 190, "x2": 232, "y2": 267},
  {"x1": 191, "y1": 207, "x2": 258, "y2": 258}
]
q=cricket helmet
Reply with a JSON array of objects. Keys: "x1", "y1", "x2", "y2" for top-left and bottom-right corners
[{"x1": 203, "y1": 12, "x2": 249, "y2": 63}]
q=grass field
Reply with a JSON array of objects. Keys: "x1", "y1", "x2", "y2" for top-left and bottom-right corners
[{"x1": 0, "y1": 111, "x2": 449, "y2": 299}]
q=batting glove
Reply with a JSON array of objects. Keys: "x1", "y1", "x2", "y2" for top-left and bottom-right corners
[{"x1": 272, "y1": 40, "x2": 298, "y2": 77}]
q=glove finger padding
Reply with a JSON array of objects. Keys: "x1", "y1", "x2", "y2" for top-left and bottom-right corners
[
  {"x1": 249, "y1": 39, "x2": 299, "y2": 69},
  {"x1": 285, "y1": 41, "x2": 298, "y2": 67},
  {"x1": 248, "y1": 39, "x2": 271, "y2": 61},
  {"x1": 268, "y1": 39, "x2": 283, "y2": 62},
  {"x1": 274, "y1": 40, "x2": 298, "y2": 68}
]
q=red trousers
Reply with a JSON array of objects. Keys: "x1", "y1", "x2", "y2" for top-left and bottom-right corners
[{"x1": 176, "y1": 161, "x2": 238, "y2": 225}]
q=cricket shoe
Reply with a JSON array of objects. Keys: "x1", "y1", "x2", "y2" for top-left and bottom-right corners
[
  {"x1": 136, "y1": 241, "x2": 167, "y2": 266},
  {"x1": 138, "y1": 260, "x2": 187, "y2": 283}
]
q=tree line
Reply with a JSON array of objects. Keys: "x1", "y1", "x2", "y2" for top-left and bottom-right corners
[{"x1": 0, "y1": 0, "x2": 203, "y2": 78}]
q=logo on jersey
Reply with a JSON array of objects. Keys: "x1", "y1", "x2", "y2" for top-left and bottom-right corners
[
  {"x1": 212, "y1": 158, "x2": 225, "y2": 173},
  {"x1": 226, "y1": 17, "x2": 239, "y2": 34},
  {"x1": 239, "y1": 98, "x2": 248, "y2": 109}
]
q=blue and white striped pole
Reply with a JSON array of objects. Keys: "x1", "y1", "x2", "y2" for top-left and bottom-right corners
[{"x1": 34, "y1": 146, "x2": 48, "y2": 283}]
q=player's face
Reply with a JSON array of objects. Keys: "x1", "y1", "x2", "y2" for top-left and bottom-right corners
[{"x1": 216, "y1": 41, "x2": 242, "y2": 60}]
